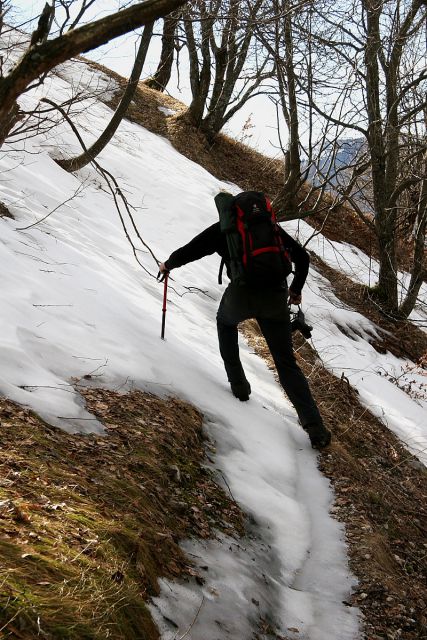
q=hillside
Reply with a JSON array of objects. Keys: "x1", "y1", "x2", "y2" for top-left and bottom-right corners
[
  {"x1": 91, "y1": 59, "x2": 422, "y2": 276},
  {"x1": 0, "y1": 52, "x2": 426, "y2": 640},
  {"x1": 128, "y1": 84, "x2": 427, "y2": 639}
]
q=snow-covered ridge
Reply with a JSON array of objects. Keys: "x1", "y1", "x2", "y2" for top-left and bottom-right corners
[{"x1": 0, "y1": 55, "x2": 424, "y2": 639}]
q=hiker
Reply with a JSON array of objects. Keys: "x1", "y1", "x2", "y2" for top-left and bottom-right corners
[{"x1": 159, "y1": 191, "x2": 331, "y2": 449}]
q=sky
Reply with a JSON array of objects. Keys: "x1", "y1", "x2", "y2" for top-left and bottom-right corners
[
  {"x1": 2, "y1": 19, "x2": 427, "y2": 638},
  {"x1": 12, "y1": 0, "x2": 284, "y2": 157}
]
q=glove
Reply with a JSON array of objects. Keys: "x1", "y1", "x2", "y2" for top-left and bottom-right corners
[{"x1": 157, "y1": 262, "x2": 169, "y2": 282}]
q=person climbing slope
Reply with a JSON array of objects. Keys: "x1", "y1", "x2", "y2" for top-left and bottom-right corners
[{"x1": 159, "y1": 191, "x2": 331, "y2": 449}]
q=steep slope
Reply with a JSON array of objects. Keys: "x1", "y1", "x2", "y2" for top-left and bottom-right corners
[
  {"x1": 0, "y1": 61, "x2": 360, "y2": 640},
  {"x1": 0, "y1": 52, "x2": 425, "y2": 640}
]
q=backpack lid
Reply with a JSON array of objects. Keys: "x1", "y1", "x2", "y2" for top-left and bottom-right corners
[
  {"x1": 215, "y1": 191, "x2": 236, "y2": 234},
  {"x1": 214, "y1": 191, "x2": 234, "y2": 213}
]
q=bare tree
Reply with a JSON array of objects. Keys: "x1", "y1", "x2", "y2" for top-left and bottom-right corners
[
  {"x1": 0, "y1": 0, "x2": 187, "y2": 146},
  {"x1": 58, "y1": 21, "x2": 154, "y2": 172},
  {"x1": 298, "y1": 0, "x2": 427, "y2": 318},
  {"x1": 254, "y1": 0, "x2": 306, "y2": 220},
  {"x1": 0, "y1": 0, "x2": 11, "y2": 36},
  {"x1": 180, "y1": 0, "x2": 273, "y2": 142},
  {"x1": 397, "y1": 116, "x2": 427, "y2": 318},
  {"x1": 144, "y1": 11, "x2": 181, "y2": 91},
  {"x1": 252, "y1": 0, "x2": 349, "y2": 226}
]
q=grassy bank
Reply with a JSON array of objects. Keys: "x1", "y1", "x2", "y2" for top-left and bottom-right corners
[{"x1": 0, "y1": 389, "x2": 243, "y2": 639}]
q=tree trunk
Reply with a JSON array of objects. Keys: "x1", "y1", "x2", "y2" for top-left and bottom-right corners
[
  {"x1": 0, "y1": 100, "x2": 21, "y2": 143},
  {"x1": 0, "y1": 0, "x2": 186, "y2": 145},
  {"x1": 199, "y1": 37, "x2": 250, "y2": 140},
  {"x1": 58, "y1": 22, "x2": 154, "y2": 172},
  {"x1": 145, "y1": 13, "x2": 179, "y2": 91},
  {"x1": 185, "y1": 6, "x2": 212, "y2": 126},
  {"x1": 181, "y1": 0, "x2": 268, "y2": 140},
  {"x1": 199, "y1": 0, "x2": 256, "y2": 141},
  {"x1": 398, "y1": 166, "x2": 427, "y2": 318},
  {"x1": 276, "y1": 3, "x2": 301, "y2": 219},
  {"x1": 363, "y1": 0, "x2": 399, "y2": 311}
]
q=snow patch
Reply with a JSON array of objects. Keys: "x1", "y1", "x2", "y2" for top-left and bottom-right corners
[{"x1": 158, "y1": 106, "x2": 177, "y2": 116}]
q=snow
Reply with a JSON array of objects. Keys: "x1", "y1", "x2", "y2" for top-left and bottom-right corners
[
  {"x1": 287, "y1": 217, "x2": 427, "y2": 329},
  {"x1": 54, "y1": 59, "x2": 119, "y2": 103},
  {"x1": 0, "y1": 53, "x2": 425, "y2": 638},
  {"x1": 158, "y1": 106, "x2": 177, "y2": 116}
]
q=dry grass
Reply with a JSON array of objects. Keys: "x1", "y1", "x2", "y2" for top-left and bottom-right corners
[
  {"x1": 0, "y1": 391, "x2": 243, "y2": 639},
  {"x1": 242, "y1": 320, "x2": 427, "y2": 640}
]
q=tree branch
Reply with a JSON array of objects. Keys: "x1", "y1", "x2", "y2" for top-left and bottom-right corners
[{"x1": 0, "y1": 0, "x2": 187, "y2": 137}]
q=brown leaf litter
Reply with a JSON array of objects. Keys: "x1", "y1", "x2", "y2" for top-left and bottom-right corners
[{"x1": 242, "y1": 318, "x2": 427, "y2": 640}]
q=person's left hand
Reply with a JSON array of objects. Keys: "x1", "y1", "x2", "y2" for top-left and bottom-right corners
[
  {"x1": 288, "y1": 290, "x2": 302, "y2": 305},
  {"x1": 159, "y1": 262, "x2": 168, "y2": 274}
]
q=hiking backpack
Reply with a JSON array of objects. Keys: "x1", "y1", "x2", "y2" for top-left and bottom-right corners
[{"x1": 215, "y1": 191, "x2": 292, "y2": 287}]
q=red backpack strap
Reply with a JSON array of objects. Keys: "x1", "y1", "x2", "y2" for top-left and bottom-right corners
[{"x1": 235, "y1": 204, "x2": 250, "y2": 267}]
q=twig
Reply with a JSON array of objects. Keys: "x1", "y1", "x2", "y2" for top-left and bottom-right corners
[
  {"x1": 181, "y1": 285, "x2": 215, "y2": 300},
  {"x1": 40, "y1": 98, "x2": 160, "y2": 279},
  {"x1": 56, "y1": 416, "x2": 99, "y2": 421},
  {"x1": 174, "y1": 595, "x2": 205, "y2": 640},
  {"x1": 73, "y1": 359, "x2": 109, "y2": 384},
  {"x1": 15, "y1": 182, "x2": 87, "y2": 231},
  {"x1": 216, "y1": 469, "x2": 237, "y2": 502},
  {"x1": 70, "y1": 539, "x2": 98, "y2": 563},
  {"x1": 19, "y1": 385, "x2": 75, "y2": 394}
]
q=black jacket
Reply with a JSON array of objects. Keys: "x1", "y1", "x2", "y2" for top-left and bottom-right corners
[{"x1": 165, "y1": 221, "x2": 309, "y2": 295}]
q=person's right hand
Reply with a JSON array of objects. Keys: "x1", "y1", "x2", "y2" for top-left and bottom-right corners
[{"x1": 157, "y1": 262, "x2": 170, "y2": 282}]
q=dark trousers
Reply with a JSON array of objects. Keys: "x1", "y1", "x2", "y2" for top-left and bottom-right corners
[{"x1": 216, "y1": 283, "x2": 323, "y2": 428}]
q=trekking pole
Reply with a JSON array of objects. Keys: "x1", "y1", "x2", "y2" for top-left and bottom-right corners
[{"x1": 160, "y1": 271, "x2": 169, "y2": 340}]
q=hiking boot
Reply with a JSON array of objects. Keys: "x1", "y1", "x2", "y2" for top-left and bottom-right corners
[
  {"x1": 230, "y1": 380, "x2": 251, "y2": 401},
  {"x1": 303, "y1": 422, "x2": 332, "y2": 449}
]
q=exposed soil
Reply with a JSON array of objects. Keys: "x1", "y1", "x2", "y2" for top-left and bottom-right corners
[{"x1": 0, "y1": 201, "x2": 13, "y2": 219}]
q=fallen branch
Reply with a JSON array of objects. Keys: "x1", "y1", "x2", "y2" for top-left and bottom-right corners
[
  {"x1": 175, "y1": 595, "x2": 205, "y2": 640},
  {"x1": 40, "y1": 97, "x2": 160, "y2": 279}
]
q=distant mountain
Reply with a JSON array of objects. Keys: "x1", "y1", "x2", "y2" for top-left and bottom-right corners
[{"x1": 304, "y1": 137, "x2": 366, "y2": 184}]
